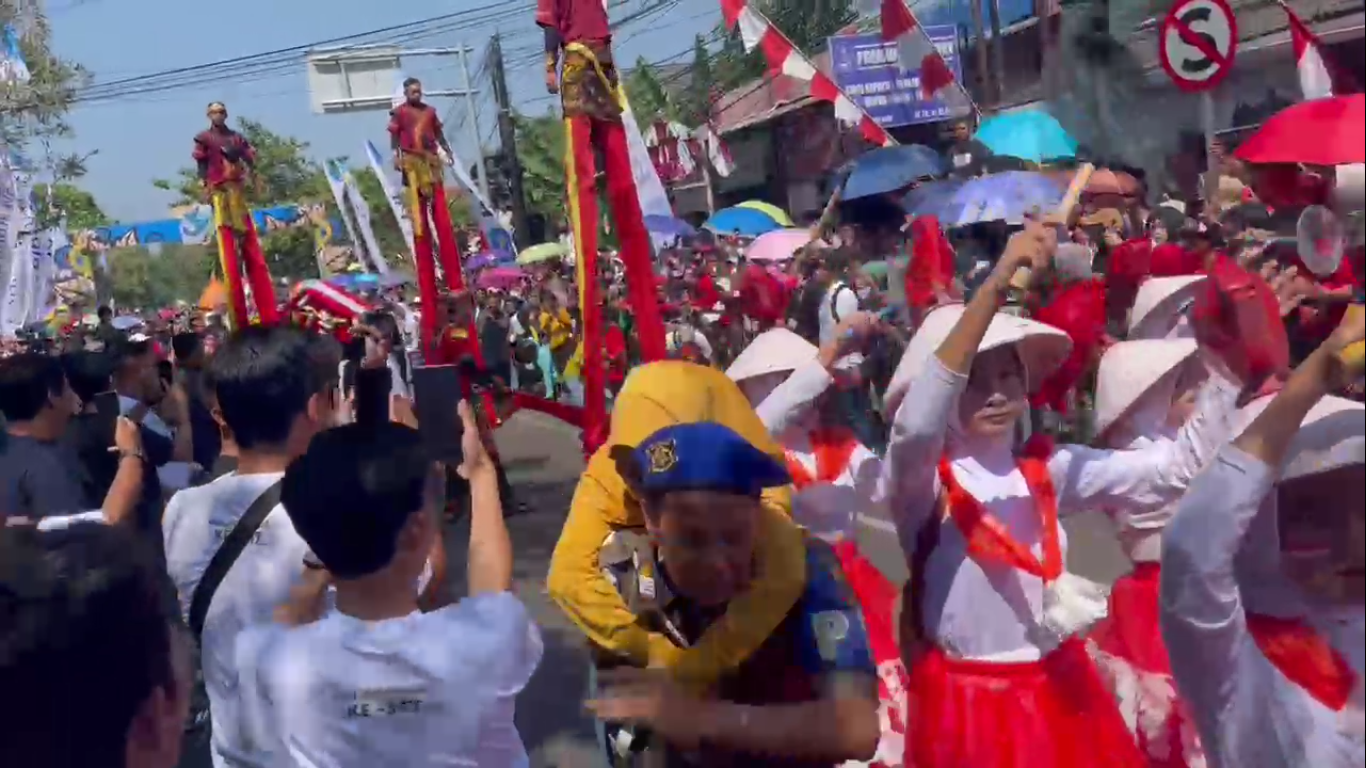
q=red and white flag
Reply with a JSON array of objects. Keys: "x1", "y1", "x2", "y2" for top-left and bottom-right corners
[
  {"x1": 697, "y1": 124, "x2": 736, "y2": 178},
  {"x1": 718, "y1": 0, "x2": 894, "y2": 147},
  {"x1": 880, "y1": 0, "x2": 972, "y2": 115},
  {"x1": 1279, "y1": 1, "x2": 1335, "y2": 100}
]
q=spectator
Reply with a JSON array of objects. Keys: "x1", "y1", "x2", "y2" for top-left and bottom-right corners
[
  {"x1": 943, "y1": 118, "x2": 990, "y2": 179},
  {"x1": 173, "y1": 332, "x2": 222, "y2": 470},
  {"x1": 94, "y1": 304, "x2": 124, "y2": 348},
  {"x1": 236, "y1": 408, "x2": 539, "y2": 765},
  {"x1": 0, "y1": 523, "x2": 190, "y2": 768},
  {"x1": 0, "y1": 353, "x2": 85, "y2": 520},
  {"x1": 161, "y1": 326, "x2": 339, "y2": 768}
]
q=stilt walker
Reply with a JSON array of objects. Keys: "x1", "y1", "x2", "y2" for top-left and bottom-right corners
[
  {"x1": 537, "y1": 0, "x2": 667, "y2": 453},
  {"x1": 195, "y1": 101, "x2": 279, "y2": 329},
  {"x1": 388, "y1": 77, "x2": 468, "y2": 357}
]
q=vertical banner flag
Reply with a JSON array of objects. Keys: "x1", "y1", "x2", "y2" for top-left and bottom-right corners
[
  {"x1": 0, "y1": 154, "x2": 14, "y2": 334},
  {"x1": 1, "y1": 161, "x2": 35, "y2": 336},
  {"x1": 29, "y1": 226, "x2": 60, "y2": 323},
  {"x1": 340, "y1": 167, "x2": 389, "y2": 274},
  {"x1": 365, "y1": 140, "x2": 416, "y2": 259},
  {"x1": 617, "y1": 93, "x2": 674, "y2": 220},
  {"x1": 323, "y1": 159, "x2": 366, "y2": 269}
]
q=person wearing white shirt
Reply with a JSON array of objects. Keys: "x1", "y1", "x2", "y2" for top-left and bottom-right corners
[
  {"x1": 879, "y1": 226, "x2": 1240, "y2": 768},
  {"x1": 163, "y1": 326, "x2": 341, "y2": 768},
  {"x1": 1160, "y1": 322, "x2": 1365, "y2": 768},
  {"x1": 235, "y1": 406, "x2": 540, "y2": 767}
]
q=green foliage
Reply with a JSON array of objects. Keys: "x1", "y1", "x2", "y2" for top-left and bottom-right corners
[
  {"x1": 0, "y1": 10, "x2": 92, "y2": 173},
  {"x1": 32, "y1": 183, "x2": 109, "y2": 231},
  {"x1": 152, "y1": 117, "x2": 330, "y2": 208},
  {"x1": 679, "y1": 36, "x2": 715, "y2": 125},
  {"x1": 624, "y1": 56, "x2": 677, "y2": 127},
  {"x1": 511, "y1": 110, "x2": 568, "y2": 227},
  {"x1": 709, "y1": 0, "x2": 856, "y2": 95},
  {"x1": 106, "y1": 245, "x2": 217, "y2": 309},
  {"x1": 260, "y1": 227, "x2": 322, "y2": 283}
]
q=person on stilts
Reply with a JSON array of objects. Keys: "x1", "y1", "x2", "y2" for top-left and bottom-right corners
[{"x1": 196, "y1": 101, "x2": 279, "y2": 329}]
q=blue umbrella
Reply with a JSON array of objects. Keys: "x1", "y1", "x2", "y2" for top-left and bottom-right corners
[
  {"x1": 644, "y1": 214, "x2": 696, "y2": 238},
  {"x1": 903, "y1": 172, "x2": 1068, "y2": 226},
  {"x1": 841, "y1": 144, "x2": 947, "y2": 200},
  {"x1": 702, "y1": 206, "x2": 782, "y2": 237},
  {"x1": 974, "y1": 109, "x2": 1078, "y2": 164}
]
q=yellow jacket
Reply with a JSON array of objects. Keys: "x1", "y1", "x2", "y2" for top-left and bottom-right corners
[{"x1": 546, "y1": 361, "x2": 807, "y2": 690}]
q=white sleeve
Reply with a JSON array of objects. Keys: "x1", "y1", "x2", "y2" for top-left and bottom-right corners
[
  {"x1": 1049, "y1": 372, "x2": 1239, "y2": 516},
  {"x1": 35, "y1": 511, "x2": 108, "y2": 530},
  {"x1": 1159, "y1": 447, "x2": 1269, "y2": 752},
  {"x1": 449, "y1": 592, "x2": 543, "y2": 698},
  {"x1": 754, "y1": 360, "x2": 835, "y2": 437},
  {"x1": 882, "y1": 356, "x2": 965, "y2": 542}
]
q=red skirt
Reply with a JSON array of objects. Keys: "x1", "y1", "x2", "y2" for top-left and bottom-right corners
[
  {"x1": 1088, "y1": 564, "x2": 1206, "y2": 768},
  {"x1": 906, "y1": 639, "x2": 1146, "y2": 768}
]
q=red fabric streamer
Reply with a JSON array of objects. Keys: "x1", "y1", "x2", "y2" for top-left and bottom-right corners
[
  {"x1": 1031, "y1": 279, "x2": 1108, "y2": 412},
  {"x1": 905, "y1": 216, "x2": 957, "y2": 311},
  {"x1": 1191, "y1": 253, "x2": 1291, "y2": 386},
  {"x1": 1148, "y1": 243, "x2": 1203, "y2": 277}
]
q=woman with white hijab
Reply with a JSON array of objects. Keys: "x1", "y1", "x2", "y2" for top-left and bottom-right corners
[
  {"x1": 881, "y1": 223, "x2": 1241, "y2": 768},
  {"x1": 1088, "y1": 338, "x2": 1211, "y2": 766},
  {"x1": 1160, "y1": 316, "x2": 1364, "y2": 768}
]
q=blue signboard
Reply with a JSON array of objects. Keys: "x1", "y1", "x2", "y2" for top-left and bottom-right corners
[{"x1": 827, "y1": 27, "x2": 963, "y2": 128}]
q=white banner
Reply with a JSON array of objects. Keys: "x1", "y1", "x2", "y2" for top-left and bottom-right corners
[
  {"x1": 364, "y1": 140, "x2": 416, "y2": 260},
  {"x1": 341, "y1": 166, "x2": 389, "y2": 274},
  {"x1": 28, "y1": 226, "x2": 59, "y2": 323},
  {"x1": 619, "y1": 93, "x2": 673, "y2": 220},
  {"x1": 0, "y1": 155, "x2": 14, "y2": 335},
  {"x1": 0, "y1": 163, "x2": 35, "y2": 336},
  {"x1": 323, "y1": 159, "x2": 364, "y2": 270}
]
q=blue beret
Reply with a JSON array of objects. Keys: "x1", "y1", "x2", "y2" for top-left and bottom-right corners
[{"x1": 633, "y1": 422, "x2": 790, "y2": 497}]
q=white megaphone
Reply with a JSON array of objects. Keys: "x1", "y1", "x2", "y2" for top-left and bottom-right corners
[{"x1": 1296, "y1": 163, "x2": 1364, "y2": 277}]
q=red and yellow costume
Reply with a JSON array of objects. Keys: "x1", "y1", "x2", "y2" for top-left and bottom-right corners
[
  {"x1": 537, "y1": 0, "x2": 666, "y2": 453},
  {"x1": 195, "y1": 104, "x2": 279, "y2": 329},
  {"x1": 388, "y1": 100, "x2": 465, "y2": 354}
]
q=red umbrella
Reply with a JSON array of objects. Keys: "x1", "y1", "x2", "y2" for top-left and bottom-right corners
[{"x1": 1234, "y1": 94, "x2": 1364, "y2": 166}]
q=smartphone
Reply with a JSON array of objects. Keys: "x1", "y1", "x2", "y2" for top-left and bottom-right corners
[
  {"x1": 91, "y1": 390, "x2": 122, "y2": 449},
  {"x1": 353, "y1": 365, "x2": 393, "y2": 430},
  {"x1": 411, "y1": 364, "x2": 464, "y2": 465}
]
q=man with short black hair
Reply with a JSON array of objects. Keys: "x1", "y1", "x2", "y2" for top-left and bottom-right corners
[
  {"x1": 0, "y1": 523, "x2": 191, "y2": 768},
  {"x1": 236, "y1": 407, "x2": 538, "y2": 766},
  {"x1": 162, "y1": 325, "x2": 340, "y2": 768},
  {"x1": 0, "y1": 353, "x2": 85, "y2": 520}
]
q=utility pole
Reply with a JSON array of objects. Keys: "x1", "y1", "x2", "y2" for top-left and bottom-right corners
[
  {"x1": 488, "y1": 33, "x2": 531, "y2": 247},
  {"x1": 457, "y1": 44, "x2": 491, "y2": 203},
  {"x1": 986, "y1": 0, "x2": 1006, "y2": 105}
]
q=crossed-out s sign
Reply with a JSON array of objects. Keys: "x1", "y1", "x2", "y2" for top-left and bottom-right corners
[{"x1": 1158, "y1": 0, "x2": 1239, "y2": 93}]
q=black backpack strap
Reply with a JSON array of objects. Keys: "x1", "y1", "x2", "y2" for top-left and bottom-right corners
[
  {"x1": 187, "y1": 480, "x2": 284, "y2": 640},
  {"x1": 830, "y1": 283, "x2": 855, "y2": 326}
]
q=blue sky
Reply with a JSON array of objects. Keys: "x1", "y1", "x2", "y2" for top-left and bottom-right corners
[{"x1": 48, "y1": 0, "x2": 719, "y2": 223}]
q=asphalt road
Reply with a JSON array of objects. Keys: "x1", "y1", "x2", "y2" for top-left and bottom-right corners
[{"x1": 178, "y1": 412, "x2": 1133, "y2": 768}]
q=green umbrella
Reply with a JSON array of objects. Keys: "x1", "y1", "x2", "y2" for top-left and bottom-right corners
[{"x1": 516, "y1": 241, "x2": 568, "y2": 265}]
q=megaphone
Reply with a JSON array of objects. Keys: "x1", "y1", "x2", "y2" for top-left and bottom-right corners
[{"x1": 1295, "y1": 163, "x2": 1364, "y2": 278}]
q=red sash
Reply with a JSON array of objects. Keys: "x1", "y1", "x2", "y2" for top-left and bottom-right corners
[
  {"x1": 784, "y1": 427, "x2": 860, "y2": 489},
  {"x1": 1247, "y1": 612, "x2": 1357, "y2": 712},
  {"x1": 936, "y1": 453, "x2": 1063, "y2": 583}
]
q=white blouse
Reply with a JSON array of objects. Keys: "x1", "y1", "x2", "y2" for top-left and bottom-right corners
[
  {"x1": 883, "y1": 357, "x2": 1238, "y2": 662},
  {"x1": 1160, "y1": 447, "x2": 1365, "y2": 767},
  {"x1": 754, "y1": 360, "x2": 882, "y2": 540}
]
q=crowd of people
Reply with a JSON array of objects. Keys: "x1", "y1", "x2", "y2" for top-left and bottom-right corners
[{"x1": 2, "y1": 138, "x2": 1364, "y2": 768}]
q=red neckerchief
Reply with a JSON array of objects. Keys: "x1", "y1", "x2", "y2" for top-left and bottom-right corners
[
  {"x1": 1247, "y1": 612, "x2": 1357, "y2": 711},
  {"x1": 936, "y1": 450, "x2": 1063, "y2": 582},
  {"x1": 785, "y1": 426, "x2": 861, "y2": 490}
]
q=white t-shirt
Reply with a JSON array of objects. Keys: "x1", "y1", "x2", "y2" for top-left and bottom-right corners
[
  {"x1": 163, "y1": 472, "x2": 310, "y2": 768},
  {"x1": 234, "y1": 592, "x2": 542, "y2": 767},
  {"x1": 817, "y1": 282, "x2": 863, "y2": 370}
]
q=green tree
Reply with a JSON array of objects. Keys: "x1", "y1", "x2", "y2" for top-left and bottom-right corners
[
  {"x1": 512, "y1": 110, "x2": 568, "y2": 227},
  {"x1": 681, "y1": 35, "x2": 715, "y2": 125},
  {"x1": 0, "y1": 11, "x2": 91, "y2": 172},
  {"x1": 33, "y1": 183, "x2": 110, "y2": 231},
  {"x1": 710, "y1": 0, "x2": 856, "y2": 93},
  {"x1": 624, "y1": 56, "x2": 677, "y2": 127},
  {"x1": 153, "y1": 118, "x2": 333, "y2": 283}
]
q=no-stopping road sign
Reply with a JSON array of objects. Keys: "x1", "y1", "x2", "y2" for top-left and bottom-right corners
[{"x1": 1158, "y1": 0, "x2": 1239, "y2": 92}]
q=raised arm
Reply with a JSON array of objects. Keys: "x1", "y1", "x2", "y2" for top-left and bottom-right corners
[{"x1": 1050, "y1": 364, "x2": 1239, "y2": 515}]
